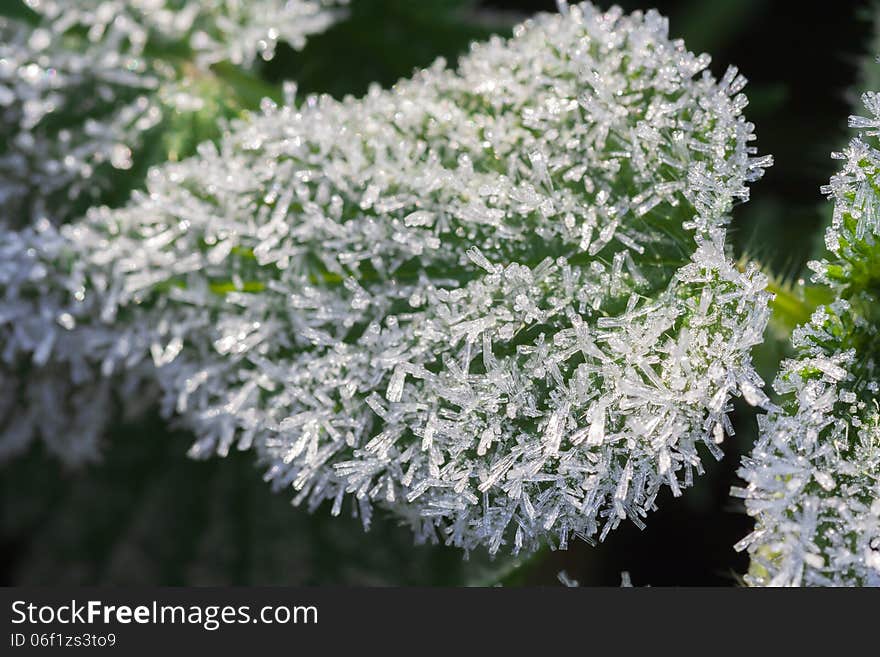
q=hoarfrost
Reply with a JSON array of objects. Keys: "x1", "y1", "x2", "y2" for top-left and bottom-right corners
[
  {"x1": 736, "y1": 89, "x2": 880, "y2": 586},
  {"x1": 1, "y1": 3, "x2": 770, "y2": 553},
  {"x1": 0, "y1": 0, "x2": 346, "y2": 227}
]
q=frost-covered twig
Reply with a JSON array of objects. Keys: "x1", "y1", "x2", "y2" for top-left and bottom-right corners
[
  {"x1": 0, "y1": 0, "x2": 346, "y2": 227},
  {"x1": 734, "y1": 89, "x2": 880, "y2": 587},
  {"x1": 1, "y1": 3, "x2": 771, "y2": 553}
]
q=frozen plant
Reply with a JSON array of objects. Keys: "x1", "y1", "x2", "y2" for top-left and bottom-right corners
[
  {"x1": 0, "y1": 0, "x2": 346, "y2": 228},
  {"x1": 734, "y1": 88, "x2": 880, "y2": 586},
  {"x1": 0, "y1": 2, "x2": 772, "y2": 553}
]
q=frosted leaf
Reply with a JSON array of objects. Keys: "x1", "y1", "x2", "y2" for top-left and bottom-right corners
[
  {"x1": 180, "y1": 0, "x2": 347, "y2": 66},
  {"x1": 24, "y1": 0, "x2": 348, "y2": 67},
  {"x1": 735, "y1": 89, "x2": 880, "y2": 587},
  {"x1": 735, "y1": 305, "x2": 880, "y2": 586},
  {"x1": 1, "y1": 3, "x2": 771, "y2": 552},
  {"x1": 0, "y1": 0, "x2": 345, "y2": 228}
]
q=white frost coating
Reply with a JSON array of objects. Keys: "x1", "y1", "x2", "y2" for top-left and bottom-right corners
[
  {"x1": 0, "y1": 0, "x2": 346, "y2": 227},
  {"x1": 0, "y1": 3, "x2": 771, "y2": 553},
  {"x1": 735, "y1": 90, "x2": 880, "y2": 587},
  {"x1": 24, "y1": 0, "x2": 348, "y2": 65},
  {"x1": 735, "y1": 307, "x2": 880, "y2": 586}
]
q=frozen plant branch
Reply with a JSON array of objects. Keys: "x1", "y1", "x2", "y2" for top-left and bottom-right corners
[{"x1": 1, "y1": 2, "x2": 771, "y2": 553}]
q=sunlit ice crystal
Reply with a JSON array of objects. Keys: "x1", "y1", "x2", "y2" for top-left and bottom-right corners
[
  {"x1": 0, "y1": 2, "x2": 771, "y2": 553},
  {"x1": 735, "y1": 89, "x2": 880, "y2": 587},
  {"x1": 0, "y1": 0, "x2": 346, "y2": 229}
]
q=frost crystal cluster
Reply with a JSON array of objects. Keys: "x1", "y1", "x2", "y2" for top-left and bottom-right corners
[
  {"x1": 735, "y1": 91, "x2": 880, "y2": 586},
  {"x1": 0, "y1": 0, "x2": 345, "y2": 228},
  {"x1": 0, "y1": 3, "x2": 771, "y2": 552}
]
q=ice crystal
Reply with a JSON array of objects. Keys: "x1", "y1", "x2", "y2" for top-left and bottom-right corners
[
  {"x1": 0, "y1": 3, "x2": 771, "y2": 552},
  {"x1": 557, "y1": 570, "x2": 579, "y2": 587},
  {"x1": 735, "y1": 90, "x2": 880, "y2": 586},
  {"x1": 0, "y1": 0, "x2": 345, "y2": 227}
]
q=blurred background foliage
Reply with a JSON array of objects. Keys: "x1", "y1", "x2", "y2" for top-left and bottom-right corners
[{"x1": 1, "y1": 0, "x2": 876, "y2": 586}]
